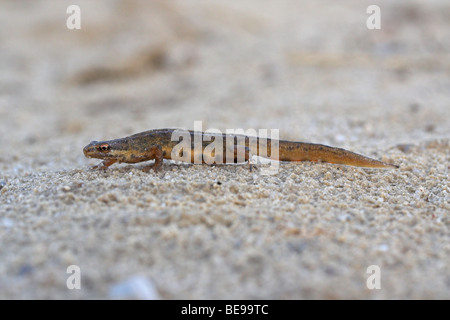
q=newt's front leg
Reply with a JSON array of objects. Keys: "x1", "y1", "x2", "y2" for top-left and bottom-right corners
[
  {"x1": 92, "y1": 159, "x2": 117, "y2": 170},
  {"x1": 142, "y1": 145, "x2": 164, "y2": 172}
]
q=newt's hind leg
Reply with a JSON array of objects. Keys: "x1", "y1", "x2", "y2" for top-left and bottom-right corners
[{"x1": 224, "y1": 145, "x2": 257, "y2": 172}]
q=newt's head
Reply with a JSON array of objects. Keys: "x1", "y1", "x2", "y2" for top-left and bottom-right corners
[
  {"x1": 83, "y1": 141, "x2": 113, "y2": 159},
  {"x1": 83, "y1": 139, "x2": 131, "y2": 161}
]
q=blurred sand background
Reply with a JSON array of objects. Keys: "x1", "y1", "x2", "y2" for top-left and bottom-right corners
[{"x1": 0, "y1": 0, "x2": 449, "y2": 299}]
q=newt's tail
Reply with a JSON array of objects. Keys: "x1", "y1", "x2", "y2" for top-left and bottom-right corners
[{"x1": 274, "y1": 140, "x2": 398, "y2": 169}]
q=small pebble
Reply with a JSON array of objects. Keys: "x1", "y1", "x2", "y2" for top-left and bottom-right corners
[
  {"x1": 17, "y1": 264, "x2": 34, "y2": 276},
  {"x1": 395, "y1": 144, "x2": 415, "y2": 154},
  {"x1": 109, "y1": 276, "x2": 160, "y2": 300},
  {"x1": 377, "y1": 244, "x2": 389, "y2": 252},
  {"x1": 2, "y1": 218, "x2": 14, "y2": 228}
]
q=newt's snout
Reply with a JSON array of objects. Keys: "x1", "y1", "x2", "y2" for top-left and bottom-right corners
[{"x1": 83, "y1": 141, "x2": 98, "y2": 158}]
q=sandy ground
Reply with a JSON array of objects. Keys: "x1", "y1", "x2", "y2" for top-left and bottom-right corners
[{"x1": 0, "y1": 0, "x2": 449, "y2": 299}]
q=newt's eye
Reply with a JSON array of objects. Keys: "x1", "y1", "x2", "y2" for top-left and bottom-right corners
[{"x1": 99, "y1": 144, "x2": 111, "y2": 152}]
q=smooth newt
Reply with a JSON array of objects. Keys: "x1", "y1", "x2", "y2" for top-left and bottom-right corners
[{"x1": 83, "y1": 128, "x2": 399, "y2": 171}]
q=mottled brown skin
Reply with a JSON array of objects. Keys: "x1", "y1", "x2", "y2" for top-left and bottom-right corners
[{"x1": 83, "y1": 128, "x2": 399, "y2": 171}]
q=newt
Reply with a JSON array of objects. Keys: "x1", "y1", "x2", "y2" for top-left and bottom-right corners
[{"x1": 83, "y1": 128, "x2": 399, "y2": 171}]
